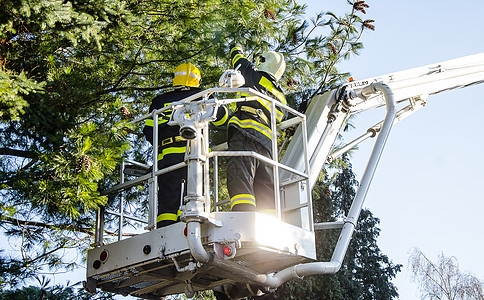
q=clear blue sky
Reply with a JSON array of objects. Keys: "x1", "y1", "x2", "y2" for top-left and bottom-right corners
[{"x1": 303, "y1": 0, "x2": 484, "y2": 298}]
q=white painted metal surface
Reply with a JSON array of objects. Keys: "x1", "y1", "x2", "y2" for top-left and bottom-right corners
[
  {"x1": 86, "y1": 212, "x2": 314, "y2": 297},
  {"x1": 346, "y1": 52, "x2": 484, "y2": 112},
  {"x1": 281, "y1": 52, "x2": 484, "y2": 191}
]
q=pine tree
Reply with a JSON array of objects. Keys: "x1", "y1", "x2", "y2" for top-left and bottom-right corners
[{"x1": 0, "y1": 0, "x2": 377, "y2": 293}]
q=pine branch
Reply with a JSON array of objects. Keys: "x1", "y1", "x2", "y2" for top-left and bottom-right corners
[
  {"x1": 2, "y1": 216, "x2": 93, "y2": 235},
  {"x1": 111, "y1": 42, "x2": 148, "y2": 91},
  {"x1": 0, "y1": 243, "x2": 67, "y2": 274},
  {"x1": 0, "y1": 147, "x2": 37, "y2": 158},
  {"x1": 2, "y1": 216, "x2": 137, "y2": 237},
  {"x1": 98, "y1": 85, "x2": 171, "y2": 95}
]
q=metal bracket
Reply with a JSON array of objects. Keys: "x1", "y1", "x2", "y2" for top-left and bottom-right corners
[{"x1": 184, "y1": 280, "x2": 195, "y2": 298}]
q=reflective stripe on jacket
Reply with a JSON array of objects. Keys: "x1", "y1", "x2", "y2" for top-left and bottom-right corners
[
  {"x1": 229, "y1": 111, "x2": 273, "y2": 151},
  {"x1": 229, "y1": 45, "x2": 286, "y2": 151},
  {"x1": 158, "y1": 145, "x2": 187, "y2": 161}
]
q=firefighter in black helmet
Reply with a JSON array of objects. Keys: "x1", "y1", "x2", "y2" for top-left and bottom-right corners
[
  {"x1": 226, "y1": 43, "x2": 286, "y2": 214},
  {"x1": 143, "y1": 62, "x2": 228, "y2": 228}
]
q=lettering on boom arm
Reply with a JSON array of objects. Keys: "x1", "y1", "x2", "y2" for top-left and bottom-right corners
[
  {"x1": 346, "y1": 80, "x2": 370, "y2": 89},
  {"x1": 345, "y1": 77, "x2": 388, "y2": 90}
]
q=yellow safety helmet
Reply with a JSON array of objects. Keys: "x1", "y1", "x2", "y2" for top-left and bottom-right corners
[
  {"x1": 256, "y1": 51, "x2": 286, "y2": 82},
  {"x1": 172, "y1": 62, "x2": 201, "y2": 87}
]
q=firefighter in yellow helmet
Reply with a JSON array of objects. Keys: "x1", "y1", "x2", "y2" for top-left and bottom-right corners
[
  {"x1": 143, "y1": 62, "x2": 228, "y2": 228},
  {"x1": 226, "y1": 43, "x2": 286, "y2": 214}
]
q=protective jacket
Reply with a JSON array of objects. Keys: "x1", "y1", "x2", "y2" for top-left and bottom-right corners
[
  {"x1": 143, "y1": 87, "x2": 228, "y2": 227},
  {"x1": 227, "y1": 45, "x2": 286, "y2": 212},
  {"x1": 229, "y1": 45, "x2": 286, "y2": 152}
]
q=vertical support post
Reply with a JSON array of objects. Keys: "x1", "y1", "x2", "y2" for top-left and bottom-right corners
[
  {"x1": 271, "y1": 99, "x2": 281, "y2": 219},
  {"x1": 203, "y1": 124, "x2": 211, "y2": 213},
  {"x1": 149, "y1": 111, "x2": 159, "y2": 230},
  {"x1": 118, "y1": 159, "x2": 125, "y2": 241},
  {"x1": 95, "y1": 206, "x2": 105, "y2": 246},
  {"x1": 183, "y1": 128, "x2": 205, "y2": 218},
  {"x1": 214, "y1": 156, "x2": 219, "y2": 212},
  {"x1": 301, "y1": 116, "x2": 313, "y2": 231}
]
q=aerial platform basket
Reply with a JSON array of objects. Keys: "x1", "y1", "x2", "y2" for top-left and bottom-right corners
[
  {"x1": 86, "y1": 87, "x2": 322, "y2": 298},
  {"x1": 86, "y1": 212, "x2": 315, "y2": 298}
]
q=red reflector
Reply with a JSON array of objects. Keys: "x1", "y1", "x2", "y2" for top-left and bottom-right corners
[
  {"x1": 223, "y1": 246, "x2": 232, "y2": 256},
  {"x1": 100, "y1": 250, "x2": 108, "y2": 262},
  {"x1": 184, "y1": 226, "x2": 187, "y2": 237}
]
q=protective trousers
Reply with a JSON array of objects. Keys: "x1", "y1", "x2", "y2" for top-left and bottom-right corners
[
  {"x1": 156, "y1": 141, "x2": 187, "y2": 228},
  {"x1": 227, "y1": 131, "x2": 275, "y2": 213}
]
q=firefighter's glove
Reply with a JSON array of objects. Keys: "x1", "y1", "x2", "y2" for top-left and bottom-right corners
[{"x1": 219, "y1": 68, "x2": 245, "y2": 88}]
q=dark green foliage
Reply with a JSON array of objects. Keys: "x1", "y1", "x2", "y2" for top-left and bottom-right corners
[{"x1": 0, "y1": 0, "x2": 378, "y2": 294}]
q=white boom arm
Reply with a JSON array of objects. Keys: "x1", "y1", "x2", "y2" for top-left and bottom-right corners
[
  {"x1": 273, "y1": 52, "x2": 484, "y2": 286},
  {"x1": 281, "y1": 52, "x2": 484, "y2": 189}
]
